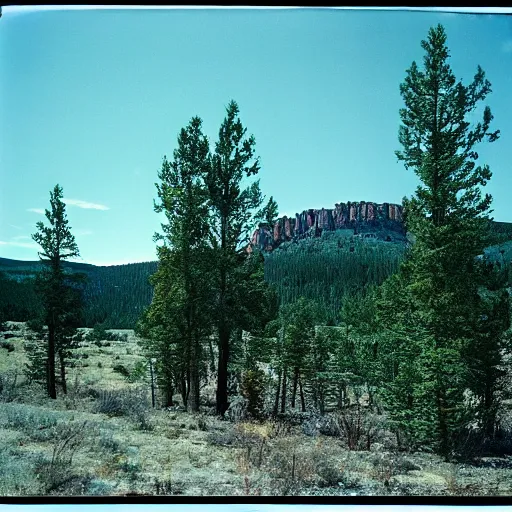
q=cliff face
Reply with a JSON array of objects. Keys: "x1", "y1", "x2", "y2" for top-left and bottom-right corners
[{"x1": 249, "y1": 201, "x2": 405, "y2": 252}]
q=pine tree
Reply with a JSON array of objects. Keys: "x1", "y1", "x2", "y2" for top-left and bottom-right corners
[
  {"x1": 205, "y1": 100, "x2": 266, "y2": 416},
  {"x1": 31, "y1": 184, "x2": 81, "y2": 399},
  {"x1": 141, "y1": 116, "x2": 213, "y2": 412},
  {"x1": 259, "y1": 195, "x2": 279, "y2": 228},
  {"x1": 386, "y1": 24, "x2": 504, "y2": 456}
]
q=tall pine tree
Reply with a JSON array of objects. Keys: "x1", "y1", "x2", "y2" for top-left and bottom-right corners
[
  {"x1": 141, "y1": 116, "x2": 213, "y2": 412},
  {"x1": 206, "y1": 100, "x2": 268, "y2": 416},
  {"x1": 381, "y1": 24, "x2": 505, "y2": 456},
  {"x1": 31, "y1": 184, "x2": 81, "y2": 399}
]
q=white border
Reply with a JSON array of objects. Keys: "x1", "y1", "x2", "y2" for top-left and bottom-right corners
[{"x1": 2, "y1": 5, "x2": 512, "y2": 13}]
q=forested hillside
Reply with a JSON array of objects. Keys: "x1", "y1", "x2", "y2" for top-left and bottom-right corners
[
  {"x1": 0, "y1": 258, "x2": 157, "y2": 328},
  {"x1": 264, "y1": 230, "x2": 406, "y2": 323},
  {"x1": 2, "y1": 218, "x2": 511, "y2": 329}
]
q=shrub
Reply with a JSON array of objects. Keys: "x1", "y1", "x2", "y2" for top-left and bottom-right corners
[
  {"x1": 32, "y1": 420, "x2": 91, "y2": 494},
  {"x1": 332, "y1": 406, "x2": 385, "y2": 451},
  {"x1": 207, "y1": 429, "x2": 237, "y2": 447},
  {"x1": 98, "y1": 429, "x2": 124, "y2": 453},
  {"x1": 2, "y1": 403, "x2": 68, "y2": 441},
  {"x1": 264, "y1": 439, "x2": 317, "y2": 495},
  {"x1": 226, "y1": 396, "x2": 248, "y2": 422},
  {"x1": 94, "y1": 387, "x2": 152, "y2": 430},
  {"x1": 86, "y1": 479, "x2": 116, "y2": 496},
  {"x1": 315, "y1": 460, "x2": 345, "y2": 488},
  {"x1": 127, "y1": 360, "x2": 148, "y2": 383},
  {"x1": 197, "y1": 415, "x2": 208, "y2": 431},
  {"x1": 153, "y1": 478, "x2": 181, "y2": 495},
  {"x1": 112, "y1": 364, "x2": 130, "y2": 378},
  {"x1": 1, "y1": 340, "x2": 15, "y2": 352},
  {"x1": 116, "y1": 446, "x2": 141, "y2": 486},
  {"x1": 26, "y1": 318, "x2": 45, "y2": 333},
  {"x1": 0, "y1": 444, "x2": 42, "y2": 495},
  {"x1": 0, "y1": 370, "x2": 19, "y2": 402},
  {"x1": 241, "y1": 369, "x2": 266, "y2": 420}
]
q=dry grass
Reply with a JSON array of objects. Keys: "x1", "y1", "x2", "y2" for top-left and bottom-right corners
[{"x1": 1, "y1": 322, "x2": 512, "y2": 496}]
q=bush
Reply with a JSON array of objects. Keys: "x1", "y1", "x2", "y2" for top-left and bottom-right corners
[
  {"x1": 226, "y1": 396, "x2": 248, "y2": 422},
  {"x1": 207, "y1": 430, "x2": 237, "y2": 447},
  {"x1": 2, "y1": 403, "x2": 68, "y2": 441},
  {"x1": 197, "y1": 415, "x2": 208, "y2": 431},
  {"x1": 116, "y1": 446, "x2": 141, "y2": 485},
  {"x1": 241, "y1": 369, "x2": 266, "y2": 420},
  {"x1": 26, "y1": 318, "x2": 45, "y2": 333},
  {"x1": 94, "y1": 387, "x2": 152, "y2": 430},
  {"x1": 0, "y1": 370, "x2": 19, "y2": 402},
  {"x1": 112, "y1": 364, "x2": 130, "y2": 378},
  {"x1": 153, "y1": 477, "x2": 182, "y2": 495},
  {"x1": 127, "y1": 360, "x2": 148, "y2": 383},
  {"x1": 34, "y1": 452, "x2": 92, "y2": 495},
  {"x1": 264, "y1": 439, "x2": 317, "y2": 495},
  {"x1": 315, "y1": 460, "x2": 345, "y2": 488},
  {"x1": 0, "y1": 444, "x2": 42, "y2": 495},
  {"x1": 86, "y1": 479, "x2": 116, "y2": 496},
  {"x1": 332, "y1": 406, "x2": 385, "y2": 451},
  {"x1": 87, "y1": 325, "x2": 129, "y2": 343},
  {"x1": 98, "y1": 429, "x2": 124, "y2": 453}
]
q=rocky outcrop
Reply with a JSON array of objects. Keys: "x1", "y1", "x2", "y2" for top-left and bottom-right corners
[{"x1": 249, "y1": 201, "x2": 404, "y2": 252}]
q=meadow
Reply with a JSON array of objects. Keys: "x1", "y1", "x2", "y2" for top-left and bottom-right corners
[{"x1": 1, "y1": 321, "x2": 511, "y2": 497}]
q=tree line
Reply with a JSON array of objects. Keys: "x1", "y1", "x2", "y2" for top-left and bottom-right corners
[{"x1": 0, "y1": 260, "x2": 157, "y2": 328}]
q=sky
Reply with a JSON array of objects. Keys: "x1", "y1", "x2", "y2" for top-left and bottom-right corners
[{"x1": 1, "y1": 7, "x2": 511, "y2": 266}]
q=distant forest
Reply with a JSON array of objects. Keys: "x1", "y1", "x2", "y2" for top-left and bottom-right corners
[
  {"x1": 0, "y1": 259, "x2": 156, "y2": 329},
  {"x1": 2, "y1": 219, "x2": 512, "y2": 329}
]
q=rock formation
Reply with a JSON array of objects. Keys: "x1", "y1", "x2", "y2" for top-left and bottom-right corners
[{"x1": 248, "y1": 201, "x2": 404, "y2": 252}]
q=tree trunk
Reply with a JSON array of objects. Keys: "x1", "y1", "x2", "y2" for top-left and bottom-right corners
[
  {"x1": 484, "y1": 380, "x2": 495, "y2": 438},
  {"x1": 216, "y1": 322, "x2": 230, "y2": 416},
  {"x1": 299, "y1": 375, "x2": 306, "y2": 412},
  {"x1": 291, "y1": 367, "x2": 299, "y2": 409},
  {"x1": 164, "y1": 375, "x2": 174, "y2": 407},
  {"x1": 189, "y1": 332, "x2": 200, "y2": 413},
  {"x1": 58, "y1": 349, "x2": 67, "y2": 395},
  {"x1": 180, "y1": 374, "x2": 188, "y2": 409},
  {"x1": 338, "y1": 382, "x2": 345, "y2": 409},
  {"x1": 319, "y1": 384, "x2": 325, "y2": 416},
  {"x1": 437, "y1": 387, "x2": 449, "y2": 458},
  {"x1": 208, "y1": 336, "x2": 216, "y2": 374},
  {"x1": 47, "y1": 322, "x2": 57, "y2": 399},
  {"x1": 280, "y1": 366, "x2": 287, "y2": 414},
  {"x1": 149, "y1": 359, "x2": 156, "y2": 408},
  {"x1": 273, "y1": 368, "x2": 282, "y2": 417}
]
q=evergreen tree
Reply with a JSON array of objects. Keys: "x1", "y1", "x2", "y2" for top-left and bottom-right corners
[
  {"x1": 259, "y1": 195, "x2": 279, "y2": 228},
  {"x1": 136, "y1": 264, "x2": 188, "y2": 408},
  {"x1": 468, "y1": 259, "x2": 511, "y2": 438},
  {"x1": 54, "y1": 272, "x2": 86, "y2": 394},
  {"x1": 205, "y1": 100, "x2": 266, "y2": 416},
  {"x1": 382, "y1": 24, "x2": 504, "y2": 456},
  {"x1": 31, "y1": 184, "x2": 81, "y2": 399},
  {"x1": 140, "y1": 117, "x2": 213, "y2": 412}
]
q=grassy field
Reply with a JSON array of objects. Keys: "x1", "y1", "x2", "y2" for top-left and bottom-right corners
[{"x1": 1, "y1": 321, "x2": 512, "y2": 497}]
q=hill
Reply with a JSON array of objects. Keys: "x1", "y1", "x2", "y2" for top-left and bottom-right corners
[
  {"x1": 2, "y1": 202, "x2": 512, "y2": 328},
  {"x1": 0, "y1": 258, "x2": 157, "y2": 329}
]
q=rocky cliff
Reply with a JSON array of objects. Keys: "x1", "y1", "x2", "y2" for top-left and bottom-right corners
[{"x1": 249, "y1": 201, "x2": 405, "y2": 252}]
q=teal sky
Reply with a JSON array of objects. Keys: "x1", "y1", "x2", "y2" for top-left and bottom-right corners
[{"x1": 1, "y1": 7, "x2": 511, "y2": 266}]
